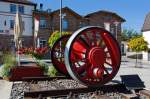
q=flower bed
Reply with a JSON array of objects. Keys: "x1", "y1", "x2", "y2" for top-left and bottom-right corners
[
  {"x1": 19, "y1": 47, "x2": 48, "y2": 60},
  {"x1": 1, "y1": 47, "x2": 49, "y2": 81}
]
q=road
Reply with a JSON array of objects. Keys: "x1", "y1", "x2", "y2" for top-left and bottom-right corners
[{"x1": 114, "y1": 56, "x2": 150, "y2": 90}]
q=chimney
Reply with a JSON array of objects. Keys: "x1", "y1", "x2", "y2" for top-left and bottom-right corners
[
  {"x1": 40, "y1": 3, "x2": 43, "y2": 10},
  {"x1": 47, "y1": 9, "x2": 51, "y2": 13}
]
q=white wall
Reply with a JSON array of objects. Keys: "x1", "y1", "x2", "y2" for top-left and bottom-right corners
[
  {"x1": 0, "y1": 2, "x2": 34, "y2": 15},
  {"x1": 143, "y1": 31, "x2": 150, "y2": 48},
  {"x1": 0, "y1": 1, "x2": 34, "y2": 36},
  {"x1": 143, "y1": 31, "x2": 150, "y2": 61},
  {"x1": 0, "y1": 2, "x2": 10, "y2": 12}
]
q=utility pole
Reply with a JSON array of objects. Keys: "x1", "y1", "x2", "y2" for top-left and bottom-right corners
[
  {"x1": 60, "y1": 0, "x2": 62, "y2": 38},
  {"x1": 59, "y1": 0, "x2": 63, "y2": 57}
]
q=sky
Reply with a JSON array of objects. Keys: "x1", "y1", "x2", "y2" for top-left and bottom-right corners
[{"x1": 31, "y1": 0, "x2": 150, "y2": 33}]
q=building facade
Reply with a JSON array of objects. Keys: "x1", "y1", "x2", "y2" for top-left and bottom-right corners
[
  {"x1": 85, "y1": 10, "x2": 125, "y2": 43},
  {"x1": 0, "y1": 1, "x2": 125, "y2": 52},
  {"x1": 33, "y1": 10, "x2": 51, "y2": 48},
  {"x1": 33, "y1": 7, "x2": 125, "y2": 48},
  {"x1": 0, "y1": 0, "x2": 36, "y2": 51},
  {"x1": 33, "y1": 7, "x2": 88, "y2": 48}
]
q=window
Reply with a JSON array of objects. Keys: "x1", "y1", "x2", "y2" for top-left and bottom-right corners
[
  {"x1": 4, "y1": 20, "x2": 7, "y2": 26},
  {"x1": 39, "y1": 17, "x2": 47, "y2": 28},
  {"x1": 110, "y1": 24, "x2": 116, "y2": 38},
  {"x1": 10, "y1": 20, "x2": 14, "y2": 29},
  {"x1": 63, "y1": 19, "x2": 68, "y2": 30},
  {"x1": 40, "y1": 40, "x2": 46, "y2": 48},
  {"x1": 0, "y1": 30, "x2": 4, "y2": 33},
  {"x1": 79, "y1": 22, "x2": 86, "y2": 28},
  {"x1": 18, "y1": 5, "x2": 24, "y2": 14},
  {"x1": 10, "y1": 4, "x2": 16, "y2": 13}
]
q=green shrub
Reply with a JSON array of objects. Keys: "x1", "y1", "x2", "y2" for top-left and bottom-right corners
[
  {"x1": 48, "y1": 31, "x2": 71, "y2": 48},
  {"x1": 1, "y1": 53, "x2": 16, "y2": 78},
  {"x1": 47, "y1": 66, "x2": 58, "y2": 77},
  {"x1": 2, "y1": 53, "x2": 16, "y2": 65},
  {"x1": 35, "y1": 60, "x2": 49, "y2": 74}
]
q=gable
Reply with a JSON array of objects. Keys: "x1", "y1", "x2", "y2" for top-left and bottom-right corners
[
  {"x1": 85, "y1": 10, "x2": 125, "y2": 22},
  {"x1": 142, "y1": 12, "x2": 150, "y2": 32},
  {"x1": 51, "y1": 7, "x2": 83, "y2": 19}
]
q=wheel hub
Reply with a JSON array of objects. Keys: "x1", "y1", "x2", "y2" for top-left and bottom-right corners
[{"x1": 88, "y1": 47, "x2": 105, "y2": 66}]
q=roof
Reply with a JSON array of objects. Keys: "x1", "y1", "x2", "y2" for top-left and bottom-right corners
[
  {"x1": 142, "y1": 12, "x2": 150, "y2": 32},
  {"x1": 85, "y1": 10, "x2": 126, "y2": 22},
  {"x1": 0, "y1": 0, "x2": 36, "y2": 6},
  {"x1": 51, "y1": 7, "x2": 83, "y2": 19}
]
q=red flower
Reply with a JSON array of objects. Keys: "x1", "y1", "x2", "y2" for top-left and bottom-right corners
[{"x1": 18, "y1": 46, "x2": 48, "y2": 59}]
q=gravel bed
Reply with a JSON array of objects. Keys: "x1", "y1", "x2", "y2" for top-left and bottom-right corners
[
  {"x1": 9, "y1": 79, "x2": 139, "y2": 99},
  {"x1": 36, "y1": 79, "x2": 86, "y2": 90},
  {"x1": 10, "y1": 82, "x2": 29, "y2": 99},
  {"x1": 10, "y1": 79, "x2": 86, "y2": 99}
]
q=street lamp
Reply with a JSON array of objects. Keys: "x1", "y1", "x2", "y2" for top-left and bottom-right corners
[
  {"x1": 60, "y1": 0, "x2": 62, "y2": 38},
  {"x1": 59, "y1": 0, "x2": 63, "y2": 58}
]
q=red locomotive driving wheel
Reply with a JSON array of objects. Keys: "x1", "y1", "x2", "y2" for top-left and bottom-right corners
[
  {"x1": 51, "y1": 35, "x2": 70, "y2": 76},
  {"x1": 65, "y1": 26, "x2": 121, "y2": 87}
]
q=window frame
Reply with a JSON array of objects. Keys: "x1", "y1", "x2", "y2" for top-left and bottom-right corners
[
  {"x1": 39, "y1": 39, "x2": 47, "y2": 48},
  {"x1": 10, "y1": 4, "x2": 16, "y2": 13},
  {"x1": 39, "y1": 17, "x2": 47, "y2": 28},
  {"x1": 10, "y1": 20, "x2": 15, "y2": 29},
  {"x1": 18, "y1": 5, "x2": 24, "y2": 14},
  {"x1": 62, "y1": 19, "x2": 68, "y2": 30}
]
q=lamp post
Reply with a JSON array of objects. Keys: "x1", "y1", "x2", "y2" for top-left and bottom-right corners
[
  {"x1": 60, "y1": 0, "x2": 62, "y2": 38},
  {"x1": 59, "y1": 0, "x2": 63, "y2": 58}
]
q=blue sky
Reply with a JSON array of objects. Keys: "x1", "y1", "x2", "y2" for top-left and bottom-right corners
[{"x1": 31, "y1": 0, "x2": 150, "y2": 33}]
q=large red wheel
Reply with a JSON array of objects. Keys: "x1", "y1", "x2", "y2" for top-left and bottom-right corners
[
  {"x1": 65, "y1": 26, "x2": 121, "y2": 87},
  {"x1": 51, "y1": 35, "x2": 71, "y2": 76}
]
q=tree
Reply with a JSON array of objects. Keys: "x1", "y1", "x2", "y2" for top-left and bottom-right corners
[
  {"x1": 128, "y1": 36, "x2": 148, "y2": 67},
  {"x1": 121, "y1": 29, "x2": 141, "y2": 41}
]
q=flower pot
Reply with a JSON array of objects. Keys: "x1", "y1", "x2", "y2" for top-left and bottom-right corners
[{"x1": 9, "y1": 66, "x2": 44, "y2": 81}]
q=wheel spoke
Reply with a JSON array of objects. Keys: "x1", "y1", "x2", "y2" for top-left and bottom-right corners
[
  {"x1": 105, "y1": 50, "x2": 109, "y2": 53},
  {"x1": 76, "y1": 63, "x2": 86, "y2": 74},
  {"x1": 101, "y1": 66, "x2": 109, "y2": 75},
  {"x1": 106, "y1": 56, "x2": 111, "y2": 59},
  {"x1": 97, "y1": 39, "x2": 102, "y2": 47},
  {"x1": 72, "y1": 59, "x2": 86, "y2": 63},
  {"x1": 105, "y1": 61, "x2": 112, "y2": 66},
  {"x1": 79, "y1": 37, "x2": 90, "y2": 49},
  {"x1": 82, "y1": 32, "x2": 92, "y2": 47},
  {"x1": 72, "y1": 49, "x2": 86, "y2": 54},
  {"x1": 91, "y1": 30, "x2": 97, "y2": 46}
]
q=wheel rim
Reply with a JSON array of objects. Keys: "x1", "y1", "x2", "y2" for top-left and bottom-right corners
[{"x1": 65, "y1": 26, "x2": 121, "y2": 87}]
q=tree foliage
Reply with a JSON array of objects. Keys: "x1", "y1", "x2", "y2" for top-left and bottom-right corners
[
  {"x1": 121, "y1": 29, "x2": 141, "y2": 41},
  {"x1": 48, "y1": 31, "x2": 71, "y2": 48},
  {"x1": 128, "y1": 36, "x2": 148, "y2": 52}
]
